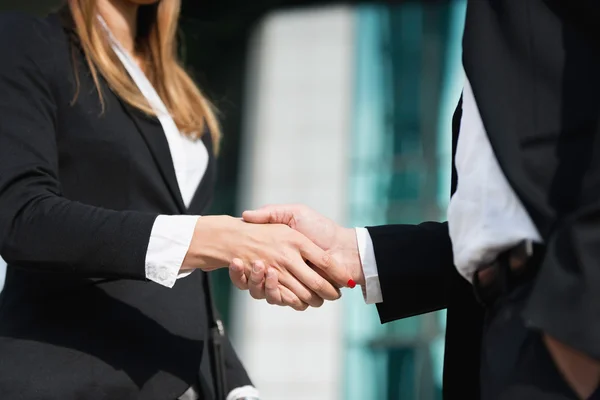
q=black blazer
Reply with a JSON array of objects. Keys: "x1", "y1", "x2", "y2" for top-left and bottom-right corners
[
  {"x1": 368, "y1": 1, "x2": 600, "y2": 399},
  {"x1": 0, "y1": 11, "x2": 251, "y2": 400}
]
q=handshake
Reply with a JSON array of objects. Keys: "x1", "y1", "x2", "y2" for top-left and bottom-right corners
[{"x1": 182, "y1": 204, "x2": 364, "y2": 311}]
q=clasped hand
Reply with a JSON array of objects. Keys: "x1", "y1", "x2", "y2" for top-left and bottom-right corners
[{"x1": 227, "y1": 205, "x2": 364, "y2": 311}]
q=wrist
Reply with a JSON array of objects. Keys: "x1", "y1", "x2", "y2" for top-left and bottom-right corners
[
  {"x1": 182, "y1": 215, "x2": 238, "y2": 271},
  {"x1": 334, "y1": 227, "x2": 365, "y2": 286}
]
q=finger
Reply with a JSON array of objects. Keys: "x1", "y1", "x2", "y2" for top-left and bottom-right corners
[
  {"x1": 242, "y1": 205, "x2": 292, "y2": 225},
  {"x1": 229, "y1": 258, "x2": 248, "y2": 290},
  {"x1": 276, "y1": 266, "x2": 326, "y2": 307},
  {"x1": 241, "y1": 209, "x2": 273, "y2": 224},
  {"x1": 279, "y1": 285, "x2": 310, "y2": 311},
  {"x1": 282, "y1": 238, "x2": 343, "y2": 300},
  {"x1": 288, "y1": 285, "x2": 325, "y2": 311},
  {"x1": 264, "y1": 267, "x2": 283, "y2": 305},
  {"x1": 279, "y1": 255, "x2": 337, "y2": 303},
  {"x1": 300, "y1": 240, "x2": 353, "y2": 290},
  {"x1": 248, "y1": 260, "x2": 267, "y2": 299},
  {"x1": 264, "y1": 266, "x2": 311, "y2": 310},
  {"x1": 310, "y1": 262, "x2": 343, "y2": 292}
]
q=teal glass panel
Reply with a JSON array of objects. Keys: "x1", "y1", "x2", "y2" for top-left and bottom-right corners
[
  {"x1": 344, "y1": 6, "x2": 392, "y2": 400},
  {"x1": 430, "y1": 0, "x2": 467, "y2": 390},
  {"x1": 345, "y1": 1, "x2": 466, "y2": 399}
]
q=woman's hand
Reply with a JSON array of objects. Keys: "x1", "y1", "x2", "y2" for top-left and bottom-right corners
[
  {"x1": 230, "y1": 259, "x2": 311, "y2": 311},
  {"x1": 182, "y1": 216, "x2": 350, "y2": 306}
]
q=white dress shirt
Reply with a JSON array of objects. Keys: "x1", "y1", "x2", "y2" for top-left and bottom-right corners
[
  {"x1": 103, "y1": 20, "x2": 260, "y2": 400},
  {"x1": 358, "y1": 75, "x2": 542, "y2": 304}
]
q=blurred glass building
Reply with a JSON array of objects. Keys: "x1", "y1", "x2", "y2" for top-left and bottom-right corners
[
  {"x1": 0, "y1": 1, "x2": 466, "y2": 399},
  {"x1": 232, "y1": 3, "x2": 466, "y2": 399}
]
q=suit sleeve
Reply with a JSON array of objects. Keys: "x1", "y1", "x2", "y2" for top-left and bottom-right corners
[
  {"x1": 0, "y1": 15, "x2": 157, "y2": 279},
  {"x1": 366, "y1": 221, "x2": 458, "y2": 323}
]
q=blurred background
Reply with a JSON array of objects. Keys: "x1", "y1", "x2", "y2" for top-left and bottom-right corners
[{"x1": 0, "y1": 1, "x2": 466, "y2": 399}]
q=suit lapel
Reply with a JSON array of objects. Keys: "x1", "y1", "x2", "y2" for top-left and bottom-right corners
[
  {"x1": 451, "y1": 95, "x2": 462, "y2": 196},
  {"x1": 187, "y1": 130, "x2": 216, "y2": 214},
  {"x1": 123, "y1": 104, "x2": 187, "y2": 213},
  {"x1": 58, "y1": 6, "x2": 208, "y2": 215}
]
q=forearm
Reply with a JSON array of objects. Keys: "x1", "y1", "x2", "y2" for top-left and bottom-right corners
[
  {"x1": 0, "y1": 194, "x2": 157, "y2": 279},
  {"x1": 147, "y1": 215, "x2": 260, "y2": 288},
  {"x1": 366, "y1": 221, "x2": 455, "y2": 323},
  {"x1": 181, "y1": 215, "x2": 245, "y2": 271},
  {"x1": 1, "y1": 201, "x2": 227, "y2": 286}
]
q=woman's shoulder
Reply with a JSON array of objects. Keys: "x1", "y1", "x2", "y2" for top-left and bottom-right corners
[
  {"x1": 0, "y1": 11, "x2": 67, "y2": 58},
  {"x1": 0, "y1": 10, "x2": 72, "y2": 84}
]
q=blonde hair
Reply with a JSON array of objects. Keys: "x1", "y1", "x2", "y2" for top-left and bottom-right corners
[{"x1": 67, "y1": 0, "x2": 221, "y2": 152}]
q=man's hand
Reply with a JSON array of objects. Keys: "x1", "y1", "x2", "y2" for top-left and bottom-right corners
[
  {"x1": 230, "y1": 258, "x2": 313, "y2": 311},
  {"x1": 543, "y1": 334, "x2": 600, "y2": 398},
  {"x1": 229, "y1": 204, "x2": 365, "y2": 309}
]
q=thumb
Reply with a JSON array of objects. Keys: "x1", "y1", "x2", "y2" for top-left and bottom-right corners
[
  {"x1": 242, "y1": 205, "x2": 292, "y2": 225},
  {"x1": 300, "y1": 240, "x2": 354, "y2": 290}
]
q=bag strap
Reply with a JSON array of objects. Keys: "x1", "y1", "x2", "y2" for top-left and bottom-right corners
[{"x1": 202, "y1": 271, "x2": 228, "y2": 400}]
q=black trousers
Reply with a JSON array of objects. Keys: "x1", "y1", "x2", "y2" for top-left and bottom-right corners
[{"x1": 480, "y1": 280, "x2": 600, "y2": 400}]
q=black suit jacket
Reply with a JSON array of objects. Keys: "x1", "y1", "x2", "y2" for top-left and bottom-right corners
[
  {"x1": 0, "y1": 11, "x2": 251, "y2": 400},
  {"x1": 368, "y1": 1, "x2": 600, "y2": 399}
]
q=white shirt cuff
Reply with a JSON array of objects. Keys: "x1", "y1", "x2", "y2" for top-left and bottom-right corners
[
  {"x1": 145, "y1": 215, "x2": 199, "y2": 288},
  {"x1": 355, "y1": 227, "x2": 383, "y2": 304},
  {"x1": 226, "y1": 385, "x2": 260, "y2": 400}
]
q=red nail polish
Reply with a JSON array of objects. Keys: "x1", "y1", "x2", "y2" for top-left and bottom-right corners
[{"x1": 347, "y1": 279, "x2": 356, "y2": 289}]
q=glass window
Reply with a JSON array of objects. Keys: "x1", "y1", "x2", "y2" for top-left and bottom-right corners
[{"x1": 344, "y1": 2, "x2": 466, "y2": 399}]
